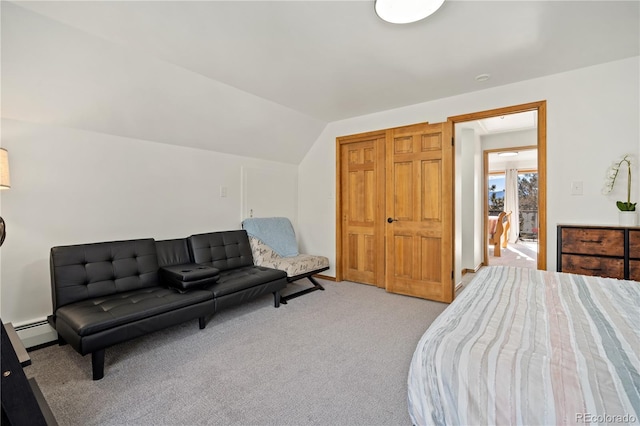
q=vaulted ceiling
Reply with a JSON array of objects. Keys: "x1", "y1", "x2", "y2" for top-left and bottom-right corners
[{"x1": 2, "y1": 1, "x2": 638, "y2": 164}]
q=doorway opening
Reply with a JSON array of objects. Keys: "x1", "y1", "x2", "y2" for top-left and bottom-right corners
[
  {"x1": 450, "y1": 101, "x2": 547, "y2": 285},
  {"x1": 486, "y1": 149, "x2": 538, "y2": 269}
]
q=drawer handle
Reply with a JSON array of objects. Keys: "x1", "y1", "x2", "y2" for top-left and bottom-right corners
[
  {"x1": 582, "y1": 267, "x2": 603, "y2": 272},
  {"x1": 579, "y1": 239, "x2": 602, "y2": 244}
]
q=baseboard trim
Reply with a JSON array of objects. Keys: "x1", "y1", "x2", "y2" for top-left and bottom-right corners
[
  {"x1": 314, "y1": 274, "x2": 336, "y2": 282},
  {"x1": 462, "y1": 263, "x2": 483, "y2": 275}
]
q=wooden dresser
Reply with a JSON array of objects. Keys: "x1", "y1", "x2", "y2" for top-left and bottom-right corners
[{"x1": 557, "y1": 224, "x2": 640, "y2": 281}]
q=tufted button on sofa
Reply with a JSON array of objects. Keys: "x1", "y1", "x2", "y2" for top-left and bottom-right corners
[{"x1": 49, "y1": 231, "x2": 287, "y2": 380}]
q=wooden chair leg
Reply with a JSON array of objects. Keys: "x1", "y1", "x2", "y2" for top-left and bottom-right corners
[{"x1": 502, "y1": 222, "x2": 510, "y2": 248}]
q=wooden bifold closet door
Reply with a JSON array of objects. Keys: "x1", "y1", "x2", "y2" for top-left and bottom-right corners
[
  {"x1": 338, "y1": 132, "x2": 386, "y2": 287},
  {"x1": 337, "y1": 122, "x2": 454, "y2": 303}
]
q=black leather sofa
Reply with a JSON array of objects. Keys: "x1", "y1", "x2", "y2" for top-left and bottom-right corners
[{"x1": 48, "y1": 230, "x2": 287, "y2": 380}]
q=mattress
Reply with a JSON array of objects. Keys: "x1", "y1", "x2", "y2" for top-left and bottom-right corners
[{"x1": 408, "y1": 266, "x2": 640, "y2": 425}]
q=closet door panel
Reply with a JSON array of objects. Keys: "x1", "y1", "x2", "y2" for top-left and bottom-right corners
[
  {"x1": 385, "y1": 122, "x2": 453, "y2": 303},
  {"x1": 339, "y1": 136, "x2": 385, "y2": 286}
]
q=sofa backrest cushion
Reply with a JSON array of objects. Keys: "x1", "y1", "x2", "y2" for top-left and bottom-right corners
[
  {"x1": 155, "y1": 238, "x2": 191, "y2": 268},
  {"x1": 50, "y1": 239, "x2": 159, "y2": 310},
  {"x1": 188, "y1": 230, "x2": 254, "y2": 271}
]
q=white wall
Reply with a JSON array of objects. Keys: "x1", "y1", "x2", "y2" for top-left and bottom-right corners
[
  {"x1": 241, "y1": 166, "x2": 298, "y2": 226},
  {"x1": 456, "y1": 127, "x2": 483, "y2": 283},
  {"x1": 458, "y1": 128, "x2": 483, "y2": 275},
  {"x1": 483, "y1": 130, "x2": 538, "y2": 172},
  {"x1": 298, "y1": 56, "x2": 640, "y2": 278},
  {"x1": 0, "y1": 119, "x2": 298, "y2": 326},
  {"x1": 472, "y1": 135, "x2": 483, "y2": 269}
]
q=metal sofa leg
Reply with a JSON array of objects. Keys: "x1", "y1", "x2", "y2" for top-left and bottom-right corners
[
  {"x1": 199, "y1": 317, "x2": 207, "y2": 329},
  {"x1": 280, "y1": 275, "x2": 326, "y2": 304},
  {"x1": 273, "y1": 291, "x2": 281, "y2": 308},
  {"x1": 92, "y1": 349, "x2": 105, "y2": 380},
  {"x1": 307, "y1": 275, "x2": 325, "y2": 290}
]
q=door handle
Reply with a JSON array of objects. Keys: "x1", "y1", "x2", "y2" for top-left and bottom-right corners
[{"x1": 387, "y1": 217, "x2": 398, "y2": 223}]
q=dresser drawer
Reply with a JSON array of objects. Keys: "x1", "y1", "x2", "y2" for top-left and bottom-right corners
[
  {"x1": 629, "y1": 230, "x2": 640, "y2": 260},
  {"x1": 561, "y1": 254, "x2": 624, "y2": 279},
  {"x1": 630, "y1": 260, "x2": 640, "y2": 281},
  {"x1": 561, "y1": 228, "x2": 624, "y2": 257}
]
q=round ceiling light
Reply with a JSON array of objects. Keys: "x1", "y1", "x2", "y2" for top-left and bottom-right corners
[{"x1": 375, "y1": 0, "x2": 446, "y2": 24}]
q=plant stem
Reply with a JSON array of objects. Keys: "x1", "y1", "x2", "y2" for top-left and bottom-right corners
[{"x1": 627, "y1": 159, "x2": 632, "y2": 205}]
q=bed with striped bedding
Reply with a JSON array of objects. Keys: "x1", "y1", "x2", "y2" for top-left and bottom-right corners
[{"x1": 408, "y1": 266, "x2": 640, "y2": 426}]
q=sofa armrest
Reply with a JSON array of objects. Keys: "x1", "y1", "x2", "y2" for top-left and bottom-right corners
[{"x1": 160, "y1": 264, "x2": 220, "y2": 292}]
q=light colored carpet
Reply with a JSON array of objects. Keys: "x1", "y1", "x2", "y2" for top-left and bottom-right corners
[{"x1": 25, "y1": 279, "x2": 449, "y2": 426}]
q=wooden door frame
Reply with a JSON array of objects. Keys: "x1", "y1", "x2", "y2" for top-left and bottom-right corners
[
  {"x1": 449, "y1": 100, "x2": 547, "y2": 270},
  {"x1": 335, "y1": 129, "x2": 387, "y2": 284}
]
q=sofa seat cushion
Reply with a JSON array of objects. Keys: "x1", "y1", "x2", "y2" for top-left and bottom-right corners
[
  {"x1": 56, "y1": 287, "x2": 213, "y2": 337},
  {"x1": 248, "y1": 236, "x2": 329, "y2": 278},
  {"x1": 205, "y1": 265, "x2": 287, "y2": 298}
]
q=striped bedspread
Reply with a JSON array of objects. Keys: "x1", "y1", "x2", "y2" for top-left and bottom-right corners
[{"x1": 408, "y1": 266, "x2": 640, "y2": 425}]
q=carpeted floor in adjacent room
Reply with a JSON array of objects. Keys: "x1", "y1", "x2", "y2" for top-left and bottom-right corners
[
  {"x1": 25, "y1": 278, "x2": 450, "y2": 426},
  {"x1": 488, "y1": 240, "x2": 538, "y2": 269}
]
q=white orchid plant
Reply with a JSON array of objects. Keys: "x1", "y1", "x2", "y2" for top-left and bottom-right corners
[{"x1": 603, "y1": 154, "x2": 636, "y2": 212}]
